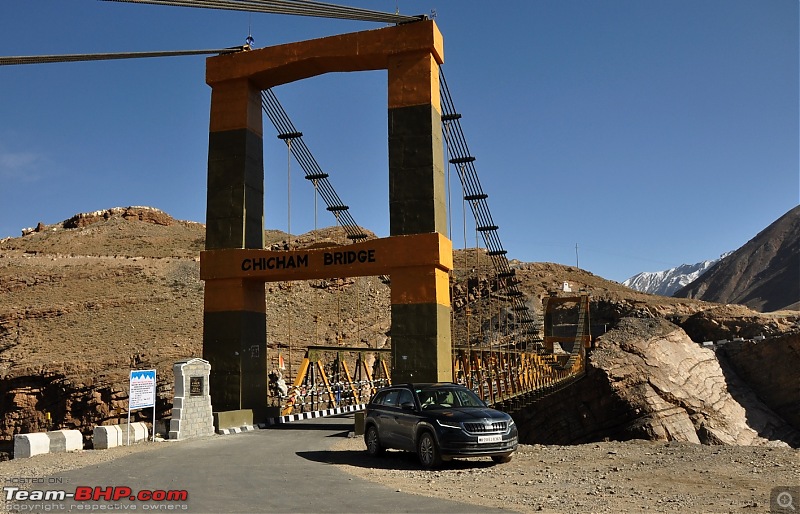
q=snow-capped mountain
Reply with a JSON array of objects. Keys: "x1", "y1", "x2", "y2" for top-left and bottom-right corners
[{"x1": 623, "y1": 256, "x2": 728, "y2": 297}]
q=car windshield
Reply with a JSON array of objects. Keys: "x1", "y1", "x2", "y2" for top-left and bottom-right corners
[{"x1": 416, "y1": 387, "x2": 486, "y2": 409}]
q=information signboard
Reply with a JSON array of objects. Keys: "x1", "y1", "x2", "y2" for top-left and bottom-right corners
[
  {"x1": 128, "y1": 369, "x2": 157, "y2": 443},
  {"x1": 129, "y1": 369, "x2": 157, "y2": 410}
]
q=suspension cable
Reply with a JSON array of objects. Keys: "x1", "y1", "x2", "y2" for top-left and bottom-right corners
[
  {"x1": 443, "y1": 119, "x2": 456, "y2": 367},
  {"x1": 99, "y1": 0, "x2": 424, "y2": 24},
  {"x1": 0, "y1": 47, "x2": 243, "y2": 66},
  {"x1": 262, "y1": 89, "x2": 368, "y2": 242},
  {"x1": 439, "y1": 67, "x2": 542, "y2": 352},
  {"x1": 283, "y1": 136, "x2": 296, "y2": 247}
]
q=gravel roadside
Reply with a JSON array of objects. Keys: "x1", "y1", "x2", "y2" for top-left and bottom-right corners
[{"x1": 330, "y1": 436, "x2": 800, "y2": 513}]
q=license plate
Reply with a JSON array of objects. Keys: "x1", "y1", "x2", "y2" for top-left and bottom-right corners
[{"x1": 477, "y1": 434, "x2": 502, "y2": 444}]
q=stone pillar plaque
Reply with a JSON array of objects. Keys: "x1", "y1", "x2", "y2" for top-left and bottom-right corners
[{"x1": 190, "y1": 377, "x2": 204, "y2": 397}]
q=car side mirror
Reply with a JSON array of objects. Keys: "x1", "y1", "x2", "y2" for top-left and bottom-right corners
[{"x1": 400, "y1": 401, "x2": 416, "y2": 411}]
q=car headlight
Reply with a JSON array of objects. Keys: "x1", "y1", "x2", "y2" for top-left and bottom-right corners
[
  {"x1": 436, "y1": 419, "x2": 461, "y2": 430},
  {"x1": 508, "y1": 417, "x2": 515, "y2": 427}
]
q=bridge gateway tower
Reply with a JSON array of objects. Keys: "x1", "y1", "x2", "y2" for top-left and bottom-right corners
[{"x1": 201, "y1": 20, "x2": 451, "y2": 419}]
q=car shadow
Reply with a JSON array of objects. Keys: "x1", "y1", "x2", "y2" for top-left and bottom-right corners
[
  {"x1": 296, "y1": 446, "x2": 499, "y2": 471},
  {"x1": 266, "y1": 421, "x2": 354, "y2": 434}
]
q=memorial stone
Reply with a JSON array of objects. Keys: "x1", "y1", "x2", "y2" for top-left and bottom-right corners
[{"x1": 169, "y1": 358, "x2": 214, "y2": 440}]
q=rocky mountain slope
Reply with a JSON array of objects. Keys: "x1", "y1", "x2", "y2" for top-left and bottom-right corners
[
  {"x1": 1, "y1": 207, "x2": 798, "y2": 456},
  {"x1": 674, "y1": 205, "x2": 800, "y2": 312},
  {"x1": 623, "y1": 257, "x2": 722, "y2": 296}
]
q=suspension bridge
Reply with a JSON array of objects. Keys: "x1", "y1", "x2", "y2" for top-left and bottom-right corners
[{"x1": 3, "y1": 0, "x2": 591, "y2": 422}]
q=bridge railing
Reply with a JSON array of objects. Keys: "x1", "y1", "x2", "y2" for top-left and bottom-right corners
[
  {"x1": 453, "y1": 345, "x2": 586, "y2": 407},
  {"x1": 272, "y1": 343, "x2": 586, "y2": 418},
  {"x1": 271, "y1": 346, "x2": 391, "y2": 416}
]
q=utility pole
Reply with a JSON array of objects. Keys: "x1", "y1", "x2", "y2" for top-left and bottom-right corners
[{"x1": 575, "y1": 243, "x2": 579, "y2": 269}]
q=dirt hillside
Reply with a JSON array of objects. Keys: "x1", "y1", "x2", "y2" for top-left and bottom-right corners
[{"x1": 1, "y1": 207, "x2": 798, "y2": 457}]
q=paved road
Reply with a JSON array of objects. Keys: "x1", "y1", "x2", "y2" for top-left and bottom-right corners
[{"x1": 20, "y1": 415, "x2": 507, "y2": 513}]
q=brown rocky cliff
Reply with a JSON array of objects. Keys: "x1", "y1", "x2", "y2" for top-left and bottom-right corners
[
  {"x1": 1, "y1": 372, "x2": 173, "y2": 443},
  {"x1": 62, "y1": 207, "x2": 175, "y2": 229},
  {"x1": 717, "y1": 333, "x2": 800, "y2": 430}
]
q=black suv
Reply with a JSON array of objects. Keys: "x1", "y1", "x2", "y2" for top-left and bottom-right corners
[{"x1": 363, "y1": 383, "x2": 518, "y2": 468}]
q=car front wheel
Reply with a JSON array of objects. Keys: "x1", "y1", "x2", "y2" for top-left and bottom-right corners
[
  {"x1": 365, "y1": 425, "x2": 385, "y2": 457},
  {"x1": 417, "y1": 431, "x2": 442, "y2": 469}
]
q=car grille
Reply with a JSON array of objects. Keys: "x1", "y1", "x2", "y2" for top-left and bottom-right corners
[{"x1": 463, "y1": 421, "x2": 507, "y2": 434}]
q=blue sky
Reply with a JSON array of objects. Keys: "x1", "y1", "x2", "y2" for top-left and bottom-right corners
[{"x1": 1, "y1": 1, "x2": 797, "y2": 283}]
